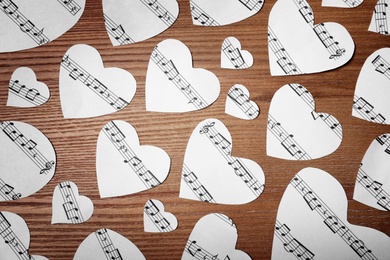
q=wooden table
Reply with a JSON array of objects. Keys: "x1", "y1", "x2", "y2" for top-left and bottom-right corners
[{"x1": 0, "y1": 0, "x2": 389, "y2": 259}]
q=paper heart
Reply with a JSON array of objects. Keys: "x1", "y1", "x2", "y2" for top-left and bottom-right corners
[
  {"x1": 52, "y1": 181, "x2": 94, "y2": 224},
  {"x1": 267, "y1": 83, "x2": 342, "y2": 160},
  {"x1": 96, "y1": 120, "x2": 170, "y2": 198},
  {"x1": 182, "y1": 213, "x2": 251, "y2": 259},
  {"x1": 190, "y1": 0, "x2": 264, "y2": 26},
  {"x1": 322, "y1": 0, "x2": 364, "y2": 8},
  {"x1": 272, "y1": 167, "x2": 390, "y2": 259},
  {"x1": 0, "y1": 211, "x2": 48, "y2": 260},
  {"x1": 59, "y1": 44, "x2": 136, "y2": 118},
  {"x1": 225, "y1": 84, "x2": 259, "y2": 120},
  {"x1": 7, "y1": 67, "x2": 50, "y2": 107},
  {"x1": 352, "y1": 48, "x2": 390, "y2": 124},
  {"x1": 0, "y1": 121, "x2": 56, "y2": 201},
  {"x1": 221, "y1": 37, "x2": 253, "y2": 69},
  {"x1": 103, "y1": 0, "x2": 179, "y2": 46},
  {"x1": 179, "y1": 118, "x2": 265, "y2": 205},
  {"x1": 353, "y1": 134, "x2": 390, "y2": 211},
  {"x1": 268, "y1": 0, "x2": 354, "y2": 75},
  {"x1": 0, "y1": 1, "x2": 85, "y2": 53},
  {"x1": 74, "y1": 228, "x2": 146, "y2": 260},
  {"x1": 146, "y1": 39, "x2": 220, "y2": 112},
  {"x1": 368, "y1": 0, "x2": 389, "y2": 35},
  {"x1": 144, "y1": 199, "x2": 178, "y2": 232}
]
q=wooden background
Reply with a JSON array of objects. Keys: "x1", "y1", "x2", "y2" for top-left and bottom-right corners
[{"x1": 0, "y1": 0, "x2": 389, "y2": 259}]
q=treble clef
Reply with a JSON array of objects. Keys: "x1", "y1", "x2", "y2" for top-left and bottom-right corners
[
  {"x1": 40, "y1": 161, "x2": 55, "y2": 174},
  {"x1": 329, "y1": 48, "x2": 346, "y2": 59},
  {"x1": 199, "y1": 122, "x2": 215, "y2": 134}
]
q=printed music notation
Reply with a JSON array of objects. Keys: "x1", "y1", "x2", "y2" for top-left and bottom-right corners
[
  {"x1": 58, "y1": 181, "x2": 84, "y2": 223},
  {"x1": 144, "y1": 200, "x2": 174, "y2": 232},
  {"x1": 1, "y1": 121, "x2": 55, "y2": 175},
  {"x1": 0, "y1": 178, "x2": 21, "y2": 201},
  {"x1": 103, "y1": 121, "x2": 161, "y2": 189},
  {"x1": 190, "y1": 1, "x2": 220, "y2": 26},
  {"x1": 213, "y1": 213, "x2": 236, "y2": 228},
  {"x1": 151, "y1": 46, "x2": 208, "y2": 110},
  {"x1": 227, "y1": 86, "x2": 259, "y2": 119},
  {"x1": 291, "y1": 175, "x2": 378, "y2": 259},
  {"x1": 343, "y1": 0, "x2": 364, "y2": 7},
  {"x1": 140, "y1": 0, "x2": 176, "y2": 27},
  {"x1": 353, "y1": 95, "x2": 386, "y2": 124},
  {"x1": 376, "y1": 133, "x2": 390, "y2": 154},
  {"x1": 57, "y1": 0, "x2": 82, "y2": 16},
  {"x1": 185, "y1": 240, "x2": 230, "y2": 260},
  {"x1": 238, "y1": 0, "x2": 264, "y2": 12},
  {"x1": 103, "y1": 14, "x2": 134, "y2": 45},
  {"x1": 9, "y1": 80, "x2": 48, "y2": 107},
  {"x1": 182, "y1": 164, "x2": 215, "y2": 203},
  {"x1": 373, "y1": 0, "x2": 389, "y2": 35},
  {"x1": 61, "y1": 55, "x2": 130, "y2": 111},
  {"x1": 274, "y1": 220, "x2": 315, "y2": 260},
  {"x1": 372, "y1": 54, "x2": 390, "y2": 80},
  {"x1": 222, "y1": 38, "x2": 250, "y2": 69},
  {"x1": 0, "y1": 0, "x2": 50, "y2": 46},
  {"x1": 94, "y1": 228, "x2": 123, "y2": 260}
]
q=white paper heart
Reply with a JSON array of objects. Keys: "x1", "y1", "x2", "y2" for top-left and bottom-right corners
[
  {"x1": 179, "y1": 118, "x2": 265, "y2": 205},
  {"x1": 0, "y1": 121, "x2": 56, "y2": 201},
  {"x1": 73, "y1": 228, "x2": 146, "y2": 260},
  {"x1": 352, "y1": 48, "x2": 390, "y2": 124},
  {"x1": 190, "y1": 0, "x2": 264, "y2": 26},
  {"x1": 0, "y1": 211, "x2": 48, "y2": 260},
  {"x1": 368, "y1": 0, "x2": 389, "y2": 35},
  {"x1": 268, "y1": 0, "x2": 354, "y2": 75},
  {"x1": 103, "y1": 0, "x2": 179, "y2": 46},
  {"x1": 0, "y1": 0, "x2": 85, "y2": 53},
  {"x1": 182, "y1": 213, "x2": 251, "y2": 259},
  {"x1": 267, "y1": 83, "x2": 342, "y2": 160},
  {"x1": 96, "y1": 120, "x2": 170, "y2": 198},
  {"x1": 272, "y1": 167, "x2": 390, "y2": 259},
  {"x1": 59, "y1": 44, "x2": 136, "y2": 118},
  {"x1": 146, "y1": 39, "x2": 220, "y2": 112},
  {"x1": 225, "y1": 84, "x2": 259, "y2": 120},
  {"x1": 353, "y1": 134, "x2": 390, "y2": 211},
  {"x1": 144, "y1": 199, "x2": 178, "y2": 232},
  {"x1": 221, "y1": 37, "x2": 253, "y2": 69},
  {"x1": 7, "y1": 67, "x2": 50, "y2": 107},
  {"x1": 52, "y1": 181, "x2": 94, "y2": 224},
  {"x1": 322, "y1": 0, "x2": 364, "y2": 8}
]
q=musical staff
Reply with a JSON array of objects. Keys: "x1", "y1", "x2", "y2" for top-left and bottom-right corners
[
  {"x1": 8, "y1": 79, "x2": 48, "y2": 106},
  {"x1": 293, "y1": 0, "x2": 314, "y2": 24},
  {"x1": 371, "y1": 54, "x2": 390, "y2": 80},
  {"x1": 140, "y1": 0, "x2": 176, "y2": 27},
  {"x1": 222, "y1": 38, "x2": 250, "y2": 69},
  {"x1": 144, "y1": 199, "x2": 174, "y2": 232},
  {"x1": 227, "y1": 86, "x2": 259, "y2": 119},
  {"x1": 238, "y1": 0, "x2": 264, "y2": 12},
  {"x1": 343, "y1": 0, "x2": 363, "y2": 7},
  {"x1": 57, "y1": 181, "x2": 84, "y2": 223},
  {"x1": 353, "y1": 95, "x2": 386, "y2": 124},
  {"x1": 313, "y1": 23, "x2": 346, "y2": 60},
  {"x1": 0, "y1": 178, "x2": 21, "y2": 201},
  {"x1": 213, "y1": 213, "x2": 236, "y2": 228},
  {"x1": 57, "y1": 0, "x2": 82, "y2": 16},
  {"x1": 182, "y1": 164, "x2": 215, "y2": 203},
  {"x1": 94, "y1": 228, "x2": 123, "y2": 260},
  {"x1": 190, "y1": 1, "x2": 220, "y2": 26},
  {"x1": 373, "y1": 0, "x2": 389, "y2": 35},
  {"x1": 185, "y1": 239, "x2": 228, "y2": 260},
  {"x1": 103, "y1": 14, "x2": 134, "y2": 45},
  {"x1": 376, "y1": 133, "x2": 390, "y2": 154}
]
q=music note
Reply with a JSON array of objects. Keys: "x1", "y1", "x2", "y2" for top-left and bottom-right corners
[
  {"x1": 9, "y1": 80, "x2": 25, "y2": 93},
  {"x1": 187, "y1": 240, "x2": 202, "y2": 257},
  {"x1": 110, "y1": 97, "x2": 129, "y2": 110},
  {"x1": 303, "y1": 190, "x2": 322, "y2": 210},
  {"x1": 25, "y1": 88, "x2": 40, "y2": 101},
  {"x1": 194, "y1": 13, "x2": 210, "y2": 25},
  {"x1": 19, "y1": 20, "x2": 36, "y2": 33},
  {"x1": 3, "y1": 1, "x2": 18, "y2": 14}
]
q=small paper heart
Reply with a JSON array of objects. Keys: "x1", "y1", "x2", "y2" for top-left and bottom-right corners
[
  {"x1": 221, "y1": 37, "x2": 253, "y2": 69},
  {"x1": 225, "y1": 84, "x2": 259, "y2": 120},
  {"x1": 144, "y1": 199, "x2": 178, "y2": 232}
]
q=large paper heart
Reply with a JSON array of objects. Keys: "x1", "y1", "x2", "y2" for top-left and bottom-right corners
[
  {"x1": 146, "y1": 39, "x2": 220, "y2": 112},
  {"x1": 0, "y1": 0, "x2": 85, "y2": 53},
  {"x1": 353, "y1": 134, "x2": 390, "y2": 211},
  {"x1": 352, "y1": 48, "x2": 390, "y2": 124},
  {"x1": 221, "y1": 37, "x2": 253, "y2": 69},
  {"x1": 179, "y1": 118, "x2": 265, "y2": 205},
  {"x1": 268, "y1": 0, "x2": 354, "y2": 75},
  {"x1": 272, "y1": 167, "x2": 390, "y2": 259},
  {"x1": 0, "y1": 211, "x2": 48, "y2": 260},
  {"x1": 368, "y1": 0, "x2": 389, "y2": 35},
  {"x1": 267, "y1": 83, "x2": 342, "y2": 160},
  {"x1": 59, "y1": 44, "x2": 136, "y2": 118},
  {"x1": 103, "y1": 0, "x2": 179, "y2": 46},
  {"x1": 96, "y1": 120, "x2": 170, "y2": 198},
  {"x1": 182, "y1": 213, "x2": 251, "y2": 259},
  {"x1": 225, "y1": 84, "x2": 259, "y2": 120},
  {"x1": 0, "y1": 121, "x2": 56, "y2": 201},
  {"x1": 73, "y1": 228, "x2": 146, "y2": 260},
  {"x1": 322, "y1": 0, "x2": 364, "y2": 8},
  {"x1": 144, "y1": 199, "x2": 178, "y2": 232},
  {"x1": 190, "y1": 0, "x2": 264, "y2": 26},
  {"x1": 7, "y1": 67, "x2": 50, "y2": 107},
  {"x1": 52, "y1": 181, "x2": 94, "y2": 224}
]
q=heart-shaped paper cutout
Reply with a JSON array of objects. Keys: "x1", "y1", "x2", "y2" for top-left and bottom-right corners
[
  {"x1": 52, "y1": 180, "x2": 94, "y2": 224},
  {"x1": 267, "y1": 83, "x2": 342, "y2": 160},
  {"x1": 103, "y1": 0, "x2": 179, "y2": 46},
  {"x1": 7, "y1": 67, "x2": 50, "y2": 107},
  {"x1": 0, "y1": 211, "x2": 48, "y2": 260},
  {"x1": 190, "y1": 0, "x2": 264, "y2": 26},
  {"x1": 0, "y1": 121, "x2": 56, "y2": 201},
  {"x1": 268, "y1": 0, "x2": 354, "y2": 75},
  {"x1": 272, "y1": 167, "x2": 390, "y2": 259},
  {"x1": 368, "y1": 0, "x2": 389, "y2": 35},
  {"x1": 322, "y1": 0, "x2": 364, "y2": 8},
  {"x1": 182, "y1": 213, "x2": 251, "y2": 259},
  {"x1": 225, "y1": 84, "x2": 259, "y2": 120},
  {"x1": 353, "y1": 134, "x2": 390, "y2": 211},
  {"x1": 59, "y1": 44, "x2": 136, "y2": 118},
  {"x1": 96, "y1": 120, "x2": 170, "y2": 198},
  {"x1": 144, "y1": 199, "x2": 178, "y2": 232},
  {"x1": 352, "y1": 48, "x2": 390, "y2": 124},
  {"x1": 221, "y1": 37, "x2": 253, "y2": 69},
  {"x1": 146, "y1": 39, "x2": 220, "y2": 112},
  {"x1": 73, "y1": 228, "x2": 146, "y2": 260},
  {"x1": 0, "y1": 1, "x2": 85, "y2": 53},
  {"x1": 180, "y1": 118, "x2": 265, "y2": 205}
]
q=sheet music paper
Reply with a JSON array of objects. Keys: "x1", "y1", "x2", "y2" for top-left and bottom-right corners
[
  {"x1": 103, "y1": 0, "x2": 179, "y2": 46},
  {"x1": 221, "y1": 37, "x2": 253, "y2": 69},
  {"x1": 179, "y1": 118, "x2": 265, "y2": 205},
  {"x1": 225, "y1": 84, "x2": 259, "y2": 120},
  {"x1": 352, "y1": 48, "x2": 390, "y2": 124},
  {"x1": 368, "y1": 0, "x2": 389, "y2": 35},
  {"x1": 59, "y1": 44, "x2": 136, "y2": 118},
  {"x1": 271, "y1": 167, "x2": 390, "y2": 259},
  {"x1": 146, "y1": 39, "x2": 220, "y2": 112},
  {"x1": 267, "y1": 84, "x2": 342, "y2": 160},
  {"x1": 96, "y1": 120, "x2": 170, "y2": 198},
  {"x1": 144, "y1": 199, "x2": 178, "y2": 232},
  {"x1": 0, "y1": 0, "x2": 85, "y2": 53},
  {"x1": 268, "y1": 0, "x2": 354, "y2": 76},
  {"x1": 322, "y1": 0, "x2": 364, "y2": 8}
]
